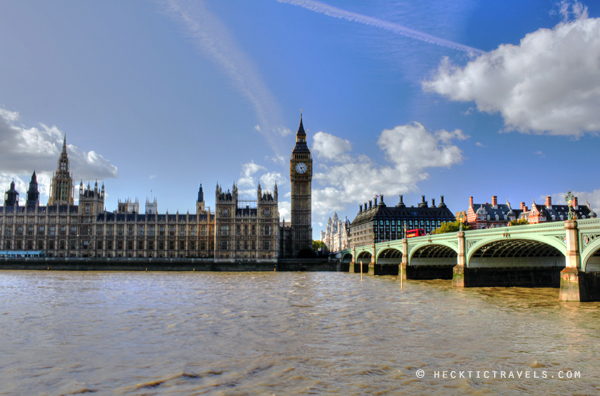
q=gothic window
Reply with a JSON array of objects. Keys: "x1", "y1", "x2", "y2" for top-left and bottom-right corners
[
  {"x1": 37, "y1": 240, "x2": 44, "y2": 250},
  {"x1": 49, "y1": 241, "x2": 54, "y2": 249},
  {"x1": 97, "y1": 241, "x2": 103, "y2": 250},
  {"x1": 27, "y1": 226, "x2": 34, "y2": 236},
  {"x1": 16, "y1": 226, "x2": 23, "y2": 235},
  {"x1": 179, "y1": 241, "x2": 185, "y2": 250},
  {"x1": 117, "y1": 241, "x2": 124, "y2": 250},
  {"x1": 264, "y1": 225, "x2": 271, "y2": 236},
  {"x1": 251, "y1": 225, "x2": 256, "y2": 235},
  {"x1": 220, "y1": 241, "x2": 229, "y2": 250},
  {"x1": 169, "y1": 226, "x2": 175, "y2": 236},
  {"x1": 138, "y1": 226, "x2": 144, "y2": 236},
  {"x1": 169, "y1": 241, "x2": 175, "y2": 250},
  {"x1": 221, "y1": 225, "x2": 229, "y2": 236},
  {"x1": 138, "y1": 241, "x2": 144, "y2": 250}
]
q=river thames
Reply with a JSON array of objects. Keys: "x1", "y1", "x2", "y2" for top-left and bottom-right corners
[{"x1": 1, "y1": 271, "x2": 599, "y2": 395}]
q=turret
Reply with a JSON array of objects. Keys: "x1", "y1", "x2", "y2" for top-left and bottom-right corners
[
  {"x1": 4, "y1": 180, "x2": 19, "y2": 207},
  {"x1": 26, "y1": 171, "x2": 39, "y2": 208}
]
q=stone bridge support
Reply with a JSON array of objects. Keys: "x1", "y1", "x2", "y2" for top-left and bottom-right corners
[
  {"x1": 559, "y1": 220, "x2": 596, "y2": 302},
  {"x1": 368, "y1": 244, "x2": 376, "y2": 275},
  {"x1": 349, "y1": 247, "x2": 356, "y2": 273},
  {"x1": 452, "y1": 231, "x2": 465, "y2": 287}
]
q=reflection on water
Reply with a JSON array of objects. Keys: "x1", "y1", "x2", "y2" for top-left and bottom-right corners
[{"x1": 1, "y1": 271, "x2": 599, "y2": 395}]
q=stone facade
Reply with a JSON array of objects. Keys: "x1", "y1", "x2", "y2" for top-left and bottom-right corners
[
  {"x1": 466, "y1": 195, "x2": 596, "y2": 229},
  {"x1": 214, "y1": 182, "x2": 279, "y2": 261},
  {"x1": 349, "y1": 195, "x2": 455, "y2": 249},
  {"x1": 321, "y1": 212, "x2": 350, "y2": 253},
  {"x1": 0, "y1": 140, "x2": 215, "y2": 258}
]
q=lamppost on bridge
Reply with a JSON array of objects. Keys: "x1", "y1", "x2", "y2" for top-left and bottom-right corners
[{"x1": 565, "y1": 190, "x2": 575, "y2": 220}]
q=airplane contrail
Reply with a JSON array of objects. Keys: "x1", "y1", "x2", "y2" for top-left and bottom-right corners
[{"x1": 277, "y1": 0, "x2": 484, "y2": 55}]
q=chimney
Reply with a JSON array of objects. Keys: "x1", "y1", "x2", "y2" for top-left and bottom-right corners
[
  {"x1": 440, "y1": 195, "x2": 445, "y2": 204},
  {"x1": 399, "y1": 195, "x2": 404, "y2": 204},
  {"x1": 364, "y1": 202, "x2": 367, "y2": 211},
  {"x1": 573, "y1": 197, "x2": 578, "y2": 209},
  {"x1": 432, "y1": 198, "x2": 435, "y2": 207},
  {"x1": 545, "y1": 196, "x2": 552, "y2": 208},
  {"x1": 469, "y1": 196, "x2": 474, "y2": 207},
  {"x1": 369, "y1": 200, "x2": 372, "y2": 209},
  {"x1": 374, "y1": 197, "x2": 378, "y2": 206},
  {"x1": 359, "y1": 205, "x2": 362, "y2": 213},
  {"x1": 521, "y1": 202, "x2": 525, "y2": 210},
  {"x1": 381, "y1": 195, "x2": 384, "y2": 203},
  {"x1": 492, "y1": 196, "x2": 497, "y2": 207},
  {"x1": 421, "y1": 195, "x2": 425, "y2": 203}
]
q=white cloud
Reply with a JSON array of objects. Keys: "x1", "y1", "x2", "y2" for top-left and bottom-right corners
[
  {"x1": 259, "y1": 172, "x2": 286, "y2": 188},
  {"x1": 274, "y1": 126, "x2": 292, "y2": 136},
  {"x1": 556, "y1": 0, "x2": 588, "y2": 22},
  {"x1": 266, "y1": 154, "x2": 286, "y2": 166},
  {"x1": 312, "y1": 132, "x2": 352, "y2": 162},
  {"x1": 279, "y1": 200, "x2": 291, "y2": 221},
  {"x1": 0, "y1": 108, "x2": 117, "y2": 202},
  {"x1": 550, "y1": 189, "x2": 600, "y2": 211},
  {"x1": 534, "y1": 150, "x2": 544, "y2": 157},
  {"x1": 423, "y1": 15, "x2": 600, "y2": 136},
  {"x1": 149, "y1": 175, "x2": 157, "y2": 179},
  {"x1": 312, "y1": 122, "x2": 465, "y2": 216},
  {"x1": 238, "y1": 161, "x2": 267, "y2": 187},
  {"x1": 254, "y1": 125, "x2": 261, "y2": 132},
  {"x1": 476, "y1": 142, "x2": 486, "y2": 147}
]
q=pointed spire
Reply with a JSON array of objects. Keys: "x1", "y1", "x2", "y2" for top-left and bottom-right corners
[
  {"x1": 297, "y1": 112, "x2": 306, "y2": 136},
  {"x1": 62, "y1": 134, "x2": 67, "y2": 153}
]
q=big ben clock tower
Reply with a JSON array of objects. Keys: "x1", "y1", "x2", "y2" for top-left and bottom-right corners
[{"x1": 290, "y1": 114, "x2": 313, "y2": 257}]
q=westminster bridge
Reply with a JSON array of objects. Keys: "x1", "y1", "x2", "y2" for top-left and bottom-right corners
[{"x1": 341, "y1": 219, "x2": 600, "y2": 302}]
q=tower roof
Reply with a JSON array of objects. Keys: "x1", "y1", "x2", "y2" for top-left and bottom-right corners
[
  {"x1": 297, "y1": 114, "x2": 306, "y2": 136},
  {"x1": 292, "y1": 113, "x2": 310, "y2": 154}
]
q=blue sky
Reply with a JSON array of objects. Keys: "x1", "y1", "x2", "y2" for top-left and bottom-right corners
[{"x1": 1, "y1": 0, "x2": 600, "y2": 238}]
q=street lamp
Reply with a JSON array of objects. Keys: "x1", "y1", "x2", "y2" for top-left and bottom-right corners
[{"x1": 565, "y1": 190, "x2": 574, "y2": 220}]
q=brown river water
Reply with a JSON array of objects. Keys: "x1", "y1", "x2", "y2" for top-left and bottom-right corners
[{"x1": 1, "y1": 271, "x2": 599, "y2": 395}]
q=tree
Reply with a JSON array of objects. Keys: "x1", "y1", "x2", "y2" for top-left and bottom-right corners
[
  {"x1": 312, "y1": 240, "x2": 329, "y2": 253},
  {"x1": 509, "y1": 218, "x2": 529, "y2": 226},
  {"x1": 432, "y1": 219, "x2": 471, "y2": 234}
]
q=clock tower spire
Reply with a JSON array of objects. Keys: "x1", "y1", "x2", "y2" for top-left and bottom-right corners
[{"x1": 290, "y1": 113, "x2": 313, "y2": 257}]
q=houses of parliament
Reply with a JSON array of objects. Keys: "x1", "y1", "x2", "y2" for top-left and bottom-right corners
[{"x1": 0, "y1": 118, "x2": 313, "y2": 259}]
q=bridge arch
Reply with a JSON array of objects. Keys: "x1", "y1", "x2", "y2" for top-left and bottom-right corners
[
  {"x1": 376, "y1": 248, "x2": 402, "y2": 264},
  {"x1": 467, "y1": 237, "x2": 565, "y2": 268},
  {"x1": 408, "y1": 242, "x2": 458, "y2": 263},
  {"x1": 341, "y1": 252, "x2": 353, "y2": 263},
  {"x1": 581, "y1": 237, "x2": 600, "y2": 272},
  {"x1": 356, "y1": 251, "x2": 372, "y2": 261}
]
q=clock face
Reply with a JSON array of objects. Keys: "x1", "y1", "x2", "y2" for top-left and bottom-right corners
[{"x1": 296, "y1": 162, "x2": 307, "y2": 174}]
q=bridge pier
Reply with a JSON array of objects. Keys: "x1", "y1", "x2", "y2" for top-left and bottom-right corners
[
  {"x1": 452, "y1": 231, "x2": 466, "y2": 287},
  {"x1": 559, "y1": 220, "x2": 600, "y2": 301}
]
